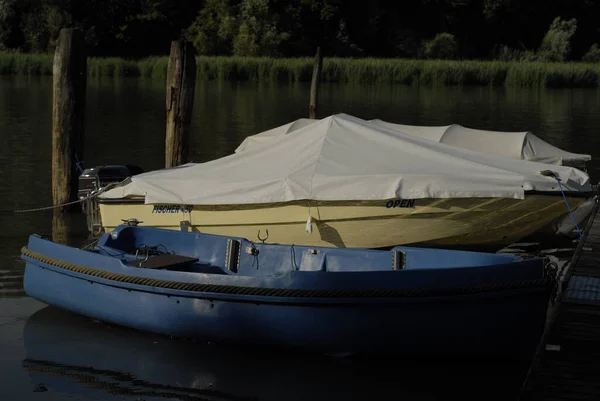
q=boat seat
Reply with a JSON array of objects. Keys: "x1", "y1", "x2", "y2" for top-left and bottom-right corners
[{"x1": 129, "y1": 254, "x2": 199, "y2": 270}]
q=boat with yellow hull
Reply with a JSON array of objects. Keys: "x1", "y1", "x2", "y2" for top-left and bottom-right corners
[
  {"x1": 98, "y1": 194, "x2": 585, "y2": 250},
  {"x1": 97, "y1": 114, "x2": 592, "y2": 251}
]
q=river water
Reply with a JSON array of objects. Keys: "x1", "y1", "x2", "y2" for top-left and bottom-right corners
[{"x1": 1, "y1": 76, "x2": 600, "y2": 400}]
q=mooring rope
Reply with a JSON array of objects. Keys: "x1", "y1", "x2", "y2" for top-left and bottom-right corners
[
  {"x1": 555, "y1": 178, "x2": 583, "y2": 240},
  {"x1": 550, "y1": 176, "x2": 583, "y2": 240},
  {"x1": 13, "y1": 197, "x2": 92, "y2": 213},
  {"x1": 540, "y1": 170, "x2": 583, "y2": 240},
  {"x1": 74, "y1": 154, "x2": 84, "y2": 174},
  {"x1": 13, "y1": 184, "x2": 115, "y2": 214}
]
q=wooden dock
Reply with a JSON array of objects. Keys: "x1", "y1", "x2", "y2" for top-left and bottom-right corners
[{"x1": 519, "y1": 198, "x2": 600, "y2": 400}]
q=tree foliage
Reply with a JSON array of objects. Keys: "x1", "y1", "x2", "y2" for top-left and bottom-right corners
[
  {"x1": 583, "y1": 43, "x2": 600, "y2": 62},
  {"x1": 424, "y1": 33, "x2": 458, "y2": 59},
  {"x1": 1, "y1": 0, "x2": 600, "y2": 61},
  {"x1": 537, "y1": 17, "x2": 578, "y2": 62}
]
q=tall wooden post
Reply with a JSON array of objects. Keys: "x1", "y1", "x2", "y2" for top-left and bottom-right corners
[
  {"x1": 52, "y1": 28, "x2": 86, "y2": 213},
  {"x1": 52, "y1": 210, "x2": 69, "y2": 244},
  {"x1": 308, "y1": 47, "x2": 323, "y2": 119},
  {"x1": 165, "y1": 40, "x2": 197, "y2": 168}
]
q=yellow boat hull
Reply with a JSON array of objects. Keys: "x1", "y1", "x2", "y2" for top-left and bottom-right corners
[{"x1": 97, "y1": 195, "x2": 585, "y2": 250}]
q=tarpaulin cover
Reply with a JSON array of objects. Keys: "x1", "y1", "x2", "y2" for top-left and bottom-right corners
[{"x1": 101, "y1": 114, "x2": 590, "y2": 205}]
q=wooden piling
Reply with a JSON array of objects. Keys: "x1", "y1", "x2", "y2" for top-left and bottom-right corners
[
  {"x1": 308, "y1": 47, "x2": 323, "y2": 119},
  {"x1": 52, "y1": 210, "x2": 69, "y2": 244},
  {"x1": 165, "y1": 40, "x2": 197, "y2": 168},
  {"x1": 52, "y1": 28, "x2": 87, "y2": 212}
]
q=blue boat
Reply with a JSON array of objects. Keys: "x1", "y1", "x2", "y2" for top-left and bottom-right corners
[{"x1": 20, "y1": 225, "x2": 554, "y2": 359}]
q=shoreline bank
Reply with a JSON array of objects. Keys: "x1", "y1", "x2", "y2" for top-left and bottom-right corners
[{"x1": 1, "y1": 53, "x2": 599, "y2": 88}]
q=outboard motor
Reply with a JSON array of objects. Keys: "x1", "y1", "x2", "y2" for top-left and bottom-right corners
[
  {"x1": 77, "y1": 164, "x2": 144, "y2": 235},
  {"x1": 78, "y1": 165, "x2": 144, "y2": 234},
  {"x1": 78, "y1": 164, "x2": 144, "y2": 203}
]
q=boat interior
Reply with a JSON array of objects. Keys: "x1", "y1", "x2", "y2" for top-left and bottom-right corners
[{"x1": 94, "y1": 225, "x2": 530, "y2": 277}]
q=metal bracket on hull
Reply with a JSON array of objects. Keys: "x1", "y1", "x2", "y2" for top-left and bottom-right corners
[
  {"x1": 257, "y1": 229, "x2": 269, "y2": 243},
  {"x1": 392, "y1": 250, "x2": 406, "y2": 270},
  {"x1": 180, "y1": 220, "x2": 191, "y2": 232}
]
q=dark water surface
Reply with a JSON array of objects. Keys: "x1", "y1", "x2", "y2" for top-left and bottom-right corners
[{"x1": 2, "y1": 76, "x2": 600, "y2": 400}]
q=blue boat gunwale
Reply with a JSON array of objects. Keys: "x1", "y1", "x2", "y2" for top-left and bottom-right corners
[
  {"x1": 21, "y1": 229, "x2": 553, "y2": 306},
  {"x1": 23, "y1": 256, "x2": 551, "y2": 307},
  {"x1": 23, "y1": 229, "x2": 545, "y2": 284}
]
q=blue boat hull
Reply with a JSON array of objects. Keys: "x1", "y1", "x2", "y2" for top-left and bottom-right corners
[
  {"x1": 20, "y1": 226, "x2": 553, "y2": 359},
  {"x1": 23, "y1": 264, "x2": 550, "y2": 359}
]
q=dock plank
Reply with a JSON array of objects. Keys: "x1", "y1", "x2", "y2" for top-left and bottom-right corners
[{"x1": 519, "y1": 198, "x2": 600, "y2": 401}]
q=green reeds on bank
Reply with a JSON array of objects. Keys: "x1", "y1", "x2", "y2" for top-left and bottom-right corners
[
  {"x1": 0, "y1": 52, "x2": 53, "y2": 75},
  {"x1": 1, "y1": 51, "x2": 599, "y2": 88}
]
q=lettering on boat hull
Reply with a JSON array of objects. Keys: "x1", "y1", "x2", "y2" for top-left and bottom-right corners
[
  {"x1": 152, "y1": 205, "x2": 193, "y2": 214},
  {"x1": 385, "y1": 199, "x2": 416, "y2": 208}
]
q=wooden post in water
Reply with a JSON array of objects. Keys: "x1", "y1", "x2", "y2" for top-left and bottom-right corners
[
  {"x1": 165, "y1": 40, "x2": 197, "y2": 168},
  {"x1": 52, "y1": 28, "x2": 87, "y2": 213},
  {"x1": 308, "y1": 47, "x2": 323, "y2": 119},
  {"x1": 52, "y1": 210, "x2": 69, "y2": 244}
]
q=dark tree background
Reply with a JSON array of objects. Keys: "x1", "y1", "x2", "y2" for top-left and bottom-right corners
[{"x1": 1, "y1": 0, "x2": 599, "y2": 60}]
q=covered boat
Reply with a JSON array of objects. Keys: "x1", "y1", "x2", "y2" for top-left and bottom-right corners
[
  {"x1": 21, "y1": 224, "x2": 553, "y2": 358},
  {"x1": 236, "y1": 117, "x2": 591, "y2": 168},
  {"x1": 97, "y1": 114, "x2": 591, "y2": 250}
]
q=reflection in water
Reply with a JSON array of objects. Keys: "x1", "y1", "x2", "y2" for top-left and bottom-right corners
[
  {"x1": 0, "y1": 209, "x2": 89, "y2": 299},
  {"x1": 22, "y1": 306, "x2": 528, "y2": 401},
  {"x1": 22, "y1": 359, "x2": 254, "y2": 401},
  {"x1": 0, "y1": 267, "x2": 24, "y2": 298}
]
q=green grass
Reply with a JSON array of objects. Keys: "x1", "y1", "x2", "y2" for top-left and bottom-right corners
[{"x1": 1, "y1": 51, "x2": 599, "y2": 88}]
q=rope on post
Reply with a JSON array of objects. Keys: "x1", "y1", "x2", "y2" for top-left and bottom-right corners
[{"x1": 540, "y1": 170, "x2": 583, "y2": 240}]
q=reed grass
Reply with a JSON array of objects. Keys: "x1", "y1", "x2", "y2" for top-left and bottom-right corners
[{"x1": 1, "y1": 51, "x2": 599, "y2": 88}]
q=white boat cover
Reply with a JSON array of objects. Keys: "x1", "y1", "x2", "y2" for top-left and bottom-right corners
[
  {"x1": 235, "y1": 117, "x2": 591, "y2": 167},
  {"x1": 369, "y1": 120, "x2": 591, "y2": 167},
  {"x1": 101, "y1": 114, "x2": 590, "y2": 205},
  {"x1": 234, "y1": 118, "x2": 317, "y2": 153}
]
